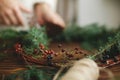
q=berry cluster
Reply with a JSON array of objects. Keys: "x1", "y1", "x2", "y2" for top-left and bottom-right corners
[
  {"x1": 15, "y1": 43, "x2": 23, "y2": 53},
  {"x1": 15, "y1": 43, "x2": 56, "y2": 65},
  {"x1": 14, "y1": 43, "x2": 88, "y2": 66},
  {"x1": 15, "y1": 43, "x2": 120, "y2": 68},
  {"x1": 58, "y1": 44, "x2": 87, "y2": 60},
  {"x1": 98, "y1": 46, "x2": 120, "y2": 68}
]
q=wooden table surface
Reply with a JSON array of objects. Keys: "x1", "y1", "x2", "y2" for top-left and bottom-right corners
[{"x1": 0, "y1": 42, "x2": 120, "y2": 80}]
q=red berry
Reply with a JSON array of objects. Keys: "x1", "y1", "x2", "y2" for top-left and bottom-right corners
[
  {"x1": 49, "y1": 50, "x2": 55, "y2": 54},
  {"x1": 75, "y1": 51, "x2": 78, "y2": 54},
  {"x1": 106, "y1": 59, "x2": 114, "y2": 64},
  {"x1": 39, "y1": 44, "x2": 45, "y2": 49},
  {"x1": 68, "y1": 54, "x2": 73, "y2": 58},
  {"x1": 33, "y1": 49, "x2": 39, "y2": 55},
  {"x1": 74, "y1": 48, "x2": 79, "y2": 51},
  {"x1": 115, "y1": 55, "x2": 120, "y2": 60},
  {"x1": 42, "y1": 55, "x2": 47, "y2": 59},
  {"x1": 84, "y1": 54, "x2": 87, "y2": 56},
  {"x1": 54, "y1": 53, "x2": 58, "y2": 56},
  {"x1": 79, "y1": 51, "x2": 83, "y2": 54},
  {"x1": 65, "y1": 52, "x2": 69, "y2": 55},
  {"x1": 44, "y1": 50, "x2": 49, "y2": 54},
  {"x1": 61, "y1": 49, "x2": 65, "y2": 52},
  {"x1": 14, "y1": 43, "x2": 21, "y2": 49},
  {"x1": 48, "y1": 50, "x2": 52, "y2": 54},
  {"x1": 58, "y1": 44, "x2": 62, "y2": 48}
]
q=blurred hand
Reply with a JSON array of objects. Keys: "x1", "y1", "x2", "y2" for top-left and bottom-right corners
[
  {"x1": 33, "y1": 3, "x2": 65, "y2": 36},
  {"x1": 0, "y1": 0, "x2": 30, "y2": 26}
]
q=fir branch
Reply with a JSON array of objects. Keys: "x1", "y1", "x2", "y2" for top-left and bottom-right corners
[
  {"x1": 90, "y1": 31, "x2": 120, "y2": 60},
  {"x1": 0, "y1": 29, "x2": 18, "y2": 39},
  {"x1": 0, "y1": 53, "x2": 6, "y2": 60},
  {"x1": 0, "y1": 27, "x2": 49, "y2": 54},
  {"x1": 53, "y1": 23, "x2": 120, "y2": 50},
  {"x1": 22, "y1": 27, "x2": 49, "y2": 54},
  {"x1": 4, "y1": 66, "x2": 57, "y2": 80},
  {"x1": 0, "y1": 29, "x2": 27, "y2": 50}
]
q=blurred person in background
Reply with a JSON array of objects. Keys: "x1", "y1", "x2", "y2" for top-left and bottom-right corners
[{"x1": 0, "y1": 0, "x2": 65, "y2": 36}]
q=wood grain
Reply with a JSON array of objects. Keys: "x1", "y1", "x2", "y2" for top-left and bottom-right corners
[{"x1": 0, "y1": 42, "x2": 120, "y2": 80}]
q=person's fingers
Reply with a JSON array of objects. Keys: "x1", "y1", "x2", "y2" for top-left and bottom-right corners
[
  {"x1": 13, "y1": 8, "x2": 24, "y2": 25},
  {"x1": 19, "y1": 4, "x2": 31, "y2": 13},
  {"x1": 5, "y1": 10, "x2": 18, "y2": 25},
  {"x1": 2, "y1": 13, "x2": 11, "y2": 25},
  {"x1": 45, "y1": 12, "x2": 65, "y2": 28},
  {"x1": 0, "y1": 15, "x2": 4, "y2": 25}
]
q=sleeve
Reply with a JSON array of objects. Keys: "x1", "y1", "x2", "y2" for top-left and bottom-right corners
[
  {"x1": 33, "y1": 0, "x2": 58, "y2": 11},
  {"x1": 19, "y1": 0, "x2": 58, "y2": 11}
]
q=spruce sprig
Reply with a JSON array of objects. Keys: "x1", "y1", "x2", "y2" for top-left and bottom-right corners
[
  {"x1": 0, "y1": 29, "x2": 27, "y2": 50},
  {"x1": 0, "y1": 27, "x2": 49, "y2": 54},
  {"x1": 22, "y1": 27, "x2": 49, "y2": 54},
  {"x1": 89, "y1": 31, "x2": 120, "y2": 60},
  {"x1": 4, "y1": 66, "x2": 57, "y2": 80},
  {"x1": 54, "y1": 24, "x2": 120, "y2": 50}
]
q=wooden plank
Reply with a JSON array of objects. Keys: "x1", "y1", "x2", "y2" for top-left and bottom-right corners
[{"x1": 0, "y1": 42, "x2": 120, "y2": 80}]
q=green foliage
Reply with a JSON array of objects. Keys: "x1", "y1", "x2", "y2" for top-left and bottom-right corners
[
  {"x1": 0, "y1": 28, "x2": 51, "y2": 80},
  {"x1": 22, "y1": 27, "x2": 49, "y2": 54},
  {"x1": 0, "y1": 27, "x2": 49, "y2": 54},
  {"x1": 5, "y1": 66, "x2": 57, "y2": 80},
  {"x1": 0, "y1": 29, "x2": 18, "y2": 39},
  {"x1": 0, "y1": 53, "x2": 6, "y2": 60},
  {"x1": 89, "y1": 31, "x2": 120, "y2": 60},
  {"x1": 0, "y1": 29, "x2": 27, "y2": 50},
  {"x1": 53, "y1": 23, "x2": 120, "y2": 50},
  {"x1": 1, "y1": 25, "x2": 120, "y2": 80}
]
